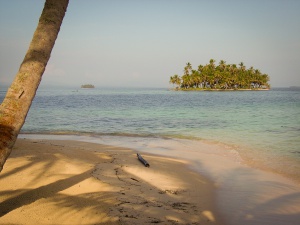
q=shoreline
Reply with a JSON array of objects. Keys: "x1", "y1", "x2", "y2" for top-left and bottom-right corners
[
  {"x1": 1, "y1": 135, "x2": 300, "y2": 224},
  {"x1": 18, "y1": 133, "x2": 300, "y2": 184}
]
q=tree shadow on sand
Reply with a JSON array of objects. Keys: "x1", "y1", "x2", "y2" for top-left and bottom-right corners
[
  {"x1": 0, "y1": 140, "x2": 120, "y2": 225},
  {"x1": 0, "y1": 139, "x2": 224, "y2": 225},
  {"x1": 0, "y1": 171, "x2": 91, "y2": 216}
]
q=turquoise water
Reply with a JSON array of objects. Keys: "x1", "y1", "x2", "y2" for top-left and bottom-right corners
[{"x1": 1, "y1": 87, "x2": 300, "y2": 180}]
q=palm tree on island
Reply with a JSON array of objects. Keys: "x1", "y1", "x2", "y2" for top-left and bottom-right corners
[{"x1": 170, "y1": 59, "x2": 270, "y2": 90}]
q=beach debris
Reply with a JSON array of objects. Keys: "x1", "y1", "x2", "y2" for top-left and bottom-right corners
[
  {"x1": 137, "y1": 153, "x2": 150, "y2": 167},
  {"x1": 158, "y1": 189, "x2": 183, "y2": 195},
  {"x1": 150, "y1": 218, "x2": 162, "y2": 223},
  {"x1": 171, "y1": 202, "x2": 190, "y2": 211},
  {"x1": 131, "y1": 177, "x2": 140, "y2": 182}
]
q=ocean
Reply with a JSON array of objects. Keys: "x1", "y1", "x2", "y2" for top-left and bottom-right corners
[{"x1": 1, "y1": 87, "x2": 300, "y2": 182}]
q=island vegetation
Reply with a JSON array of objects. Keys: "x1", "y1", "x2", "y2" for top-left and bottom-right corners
[
  {"x1": 170, "y1": 59, "x2": 270, "y2": 90},
  {"x1": 81, "y1": 84, "x2": 95, "y2": 88}
]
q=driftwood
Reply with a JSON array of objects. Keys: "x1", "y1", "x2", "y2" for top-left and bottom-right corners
[{"x1": 137, "y1": 153, "x2": 150, "y2": 167}]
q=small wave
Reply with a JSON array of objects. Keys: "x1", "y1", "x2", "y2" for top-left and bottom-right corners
[
  {"x1": 20, "y1": 130, "x2": 204, "y2": 141},
  {"x1": 291, "y1": 151, "x2": 300, "y2": 154}
]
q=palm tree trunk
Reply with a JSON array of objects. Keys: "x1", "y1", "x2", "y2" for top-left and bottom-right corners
[{"x1": 0, "y1": 0, "x2": 69, "y2": 172}]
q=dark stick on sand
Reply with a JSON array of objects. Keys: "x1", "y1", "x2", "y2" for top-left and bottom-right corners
[{"x1": 137, "y1": 153, "x2": 150, "y2": 167}]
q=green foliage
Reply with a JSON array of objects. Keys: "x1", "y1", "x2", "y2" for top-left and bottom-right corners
[{"x1": 170, "y1": 59, "x2": 270, "y2": 90}]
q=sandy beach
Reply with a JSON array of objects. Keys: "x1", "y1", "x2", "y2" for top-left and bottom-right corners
[{"x1": 0, "y1": 138, "x2": 223, "y2": 225}]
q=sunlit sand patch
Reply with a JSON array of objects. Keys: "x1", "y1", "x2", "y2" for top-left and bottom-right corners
[{"x1": 202, "y1": 210, "x2": 216, "y2": 222}]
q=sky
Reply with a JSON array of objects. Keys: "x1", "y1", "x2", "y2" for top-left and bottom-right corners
[{"x1": 0, "y1": 0, "x2": 300, "y2": 88}]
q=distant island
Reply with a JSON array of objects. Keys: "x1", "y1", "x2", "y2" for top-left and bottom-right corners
[
  {"x1": 170, "y1": 59, "x2": 270, "y2": 91},
  {"x1": 81, "y1": 84, "x2": 95, "y2": 88}
]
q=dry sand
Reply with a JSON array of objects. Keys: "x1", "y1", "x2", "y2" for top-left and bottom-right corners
[{"x1": 0, "y1": 139, "x2": 223, "y2": 225}]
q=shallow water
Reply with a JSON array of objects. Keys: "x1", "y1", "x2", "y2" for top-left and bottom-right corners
[{"x1": 1, "y1": 87, "x2": 300, "y2": 181}]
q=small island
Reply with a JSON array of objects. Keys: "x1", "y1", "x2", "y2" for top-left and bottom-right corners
[
  {"x1": 170, "y1": 59, "x2": 270, "y2": 91},
  {"x1": 81, "y1": 84, "x2": 95, "y2": 88}
]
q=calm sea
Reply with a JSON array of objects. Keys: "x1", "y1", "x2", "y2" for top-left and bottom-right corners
[{"x1": 1, "y1": 87, "x2": 299, "y2": 181}]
